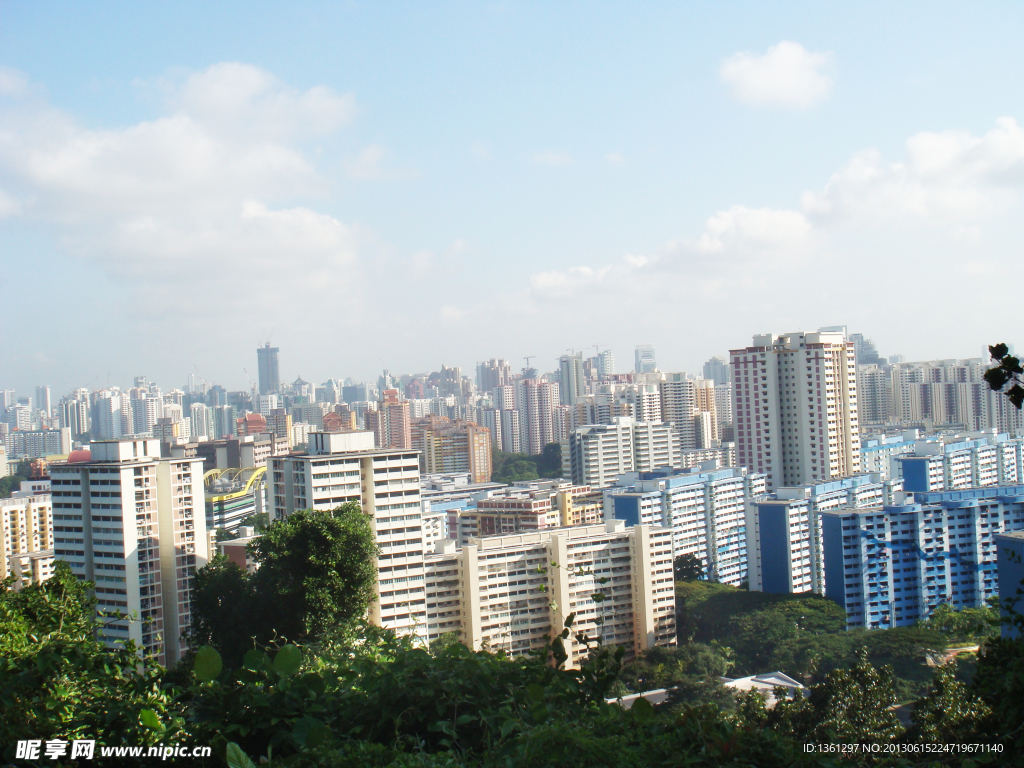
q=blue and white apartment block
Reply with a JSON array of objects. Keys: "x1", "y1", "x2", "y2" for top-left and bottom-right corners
[
  {"x1": 605, "y1": 463, "x2": 766, "y2": 586},
  {"x1": 748, "y1": 473, "x2": 902, "y2": 594},
  {"x1": 894, "y1": 431, "x2": 1024, "y2": 492},
  {"x1": 822, "y1": 486, "x2": 1024, "y2": 629}
]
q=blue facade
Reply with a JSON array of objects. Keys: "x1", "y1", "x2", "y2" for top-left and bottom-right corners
[
  {"x1": 821, "y1": 487, "x2": 1024, "y2": 629},
  {"x1": 611, "y1": 495, "x2": 642, "y2": 527},
  {"x1": 898, "y1": 456, "x2": 933, "y2": 493},
  {"x1": 822, "y1": 515, "x2": 847, "y2": 609},
  {"x1": 757, "y1": 504, "x2": 792, "y2": 593},
  {"x1": 996, "y1": 532, "x2": 1024, "y2": 639}
]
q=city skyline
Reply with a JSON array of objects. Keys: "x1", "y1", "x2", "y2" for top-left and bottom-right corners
[{"x1": 3, "y1": 4, "x2": 1024, "y2": 392}]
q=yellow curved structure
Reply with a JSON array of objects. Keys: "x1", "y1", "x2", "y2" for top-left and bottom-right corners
[{"x1": 206, "y1": 466, "x2": 267, "y2": 502}]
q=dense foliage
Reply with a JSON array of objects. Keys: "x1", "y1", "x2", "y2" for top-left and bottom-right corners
[
  {"x1": 0, "y1": 472, "x2": 26, "y2": 498},
  {"x1": 190, "y1": 503, "x2": 377, "y2": 667},
  {"x1": 491, "y1": 442, "x2": 562, "y2": 482},
  {"x1": 667, "y1": 580, "x2": 997, "y2": 702}
]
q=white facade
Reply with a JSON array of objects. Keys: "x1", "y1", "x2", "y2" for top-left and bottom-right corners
[
  {"x1": 748, "y1": 473, "x2": 902, "y2": 595},
  {"x1": 269, "y1": 431, "x2": 427, "y2": 642},
  {"x1": 563, "y1": 417, "x2": 679, "y2": 488},
  {"x1": 50, "y1": 438, "x2": 208, "y2": 665},
  {"x1": 607, "y1": 465, "x2": 766, "y2": 586},
  {"x1": 731, "y1": 331, "x2": 860, "y2": 491}
]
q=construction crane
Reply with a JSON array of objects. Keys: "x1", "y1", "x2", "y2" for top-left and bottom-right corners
[{"x1": 523, "y1": 355, "x2": 536, "y2": 373}]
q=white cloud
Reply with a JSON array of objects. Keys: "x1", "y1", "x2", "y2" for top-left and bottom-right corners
[
  {"x1": 720, "y1": 41, "x2": 832, "y2": 109},
  {"x1": 0, "y1": 64, "x2": 363, "y2": 318},
  {"x1": 694, "y1": 205, "x2": 811, "y2": 253},
  {"x1": 803, "y1": 117, "x2": 1024, "y2": 222},
  {"x1": 440, "y1": 305, "x2": 467, "y2": 322},
  {"x1": 470, "y1": 141, "x2": 490, "y2": 159},
  {"x1": 0, "y1": 67, "x2": 29, "y2": 97},
  {"x1": 605, "y1": 152, "x2": 625, "y2": 166},
  {"x1": 165, "y1": 62, "x2": 356, "y2": 141},
  {"x1": 532, "y1": 151, "x2": 573, "y2": 167}
]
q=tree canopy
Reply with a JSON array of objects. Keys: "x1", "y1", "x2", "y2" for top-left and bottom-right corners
[
  {"x1": 189, "y1": 502, "x2": 378, "y2": 667},
  {"x1": 492, "y1": 443, "x2": 562, "y2": 483}
]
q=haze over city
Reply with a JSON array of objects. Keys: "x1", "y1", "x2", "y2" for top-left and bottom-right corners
[{"x1": 3, "y1": 2, "x2": 1024, "y2": 393}]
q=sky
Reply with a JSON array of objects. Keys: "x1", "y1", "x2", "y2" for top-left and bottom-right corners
[{"x1": 3, "y1": 1, "x2": 1024, "y2": 394}]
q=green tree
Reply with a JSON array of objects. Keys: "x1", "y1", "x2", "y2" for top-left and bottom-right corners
[
  {"x1": 984, "y1": 342, "x2": 1024, "y2": 408},
  {"x1": 240, "y1": 511, "x2": 269, "y2": 531},
  {"x1": 747, "y1": 650, "x2": 903, "y2": 745},
  {"x1": 250, "y1": 502, "x2": 378, "y2": 644},
  {"x1": 673, "y1": 553, "x2": 704, "y2": 582},
  {"x1": 188, "y1": 554, "x2": 259, "y2": 666},
  {"x1": 491, "y1": 443, "x2": 563, "y2": 483},
  {"x1": 906, "y1": 663, "x2": 990, "y2": 744},
  {"x1": 0, "y1": 473, "x2": 26, "y2": 499},
  {"x1": 190, "y1": 503, "x2": 378, "y2": 667},
  {"x1": 0, "y1": 563, "x2": 182, "y2": 761},
  {"x1": 535, "y1": 442, "x2": 563, "y2": 478}
]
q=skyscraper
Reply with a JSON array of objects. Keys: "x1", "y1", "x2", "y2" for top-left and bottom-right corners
[
  {"x1": 476, "y1": 359, "x2": 512, "y2": 393},
  {"x1": 34, "y1": 386, "x2": 52, "y2": 417},
  {"x1": 635, "y1": 344, "x2": 656, "y2": 374},
  {"x1": 702, "y1": 356, "x2": 732, "y2": 386},
  {"x1": 257, "y1": 342, "x2": 280, "y2": 395},
  {"x1": 559, "y1": 353, "x2": 585, "y2": 406},
  {"x1": 730, "y1": 331, "x2": 860, "y2": 491}
]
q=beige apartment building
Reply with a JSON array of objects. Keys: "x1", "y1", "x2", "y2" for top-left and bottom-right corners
[
  {"x1": 423, "y1": 521, "x2": 676, "y2": 668},
  {"x1": 1, "y1": 492, "x2": 55, "y2": 586}
]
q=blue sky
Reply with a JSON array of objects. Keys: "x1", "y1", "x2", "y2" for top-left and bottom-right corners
[{"x1": 3, "y1": 2, "x2": 1024, "y2": 393}]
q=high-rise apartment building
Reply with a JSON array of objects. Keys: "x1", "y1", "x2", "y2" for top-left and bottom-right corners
[
  {"x1": 597, "y1": 349, "x2": 616, "y2": 377},
  {"x1": 749, "y1": 473, "x2": 902, "y2": 595},
  {"x1": 413, "y1": 417, "x2": 493, "y2": 484},
  {"x1": 476, "y1": 359, "x2": 512, "y2": 394},
  {"x1": 190, "y1": 403, "x2": 211, "y2": 441},
  {"x1": 731, "y1": 331, "x2": 860, "y2": 491},
  {"x1": 365, "y1": 389, "x2": 412, "y2": 450},
  {"x1": 856, "y1": 364, "x2": 893, "y2": 425},
  {"x1": 607, "y1": 464, "x2": 766, "y2": 586},
  {"x1": 269, "y1": 431, "x2": 425, "y2": 641},
  {"x1": 1, "y1": 492, "x2": 54, "y2": 586},
  {"x1": 257, "y1": 343, "x2": 280, "y2": 395},
  {"x1": 893, "y1": 432, "x2": 1024, "y2": 492},
  {"x1": 822, "y1": 486, "x2": 1024, "y2": 629},
  {"x1": 50, "y1": 439, "x2": 208, "y2": 665},
  {"x1": 563, "y1": 417, "x2": 678, "y2": 487},
  {"x1": 60, "y1": 397, "x2": 91, "y2": 440},
  {"x1": 422, "y1": 521, "x2": 676, "y2": 666},
  {"x1": 35, "y1": 386, "x2": 52, "y2": 417},
  {"x1": 559, "y1": 354, "x2": 586, "y2": 406},
  {"x1": 516, "y1": 379, "x2": 557, "y2": 456},
  {"x1": 635, "y1": 344, "x2": 656, "y2": 374}
]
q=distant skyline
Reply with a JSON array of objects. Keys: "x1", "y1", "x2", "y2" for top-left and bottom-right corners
[{"x1": 3, "y1": 2, "x2": 1024, "y2": 394}]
